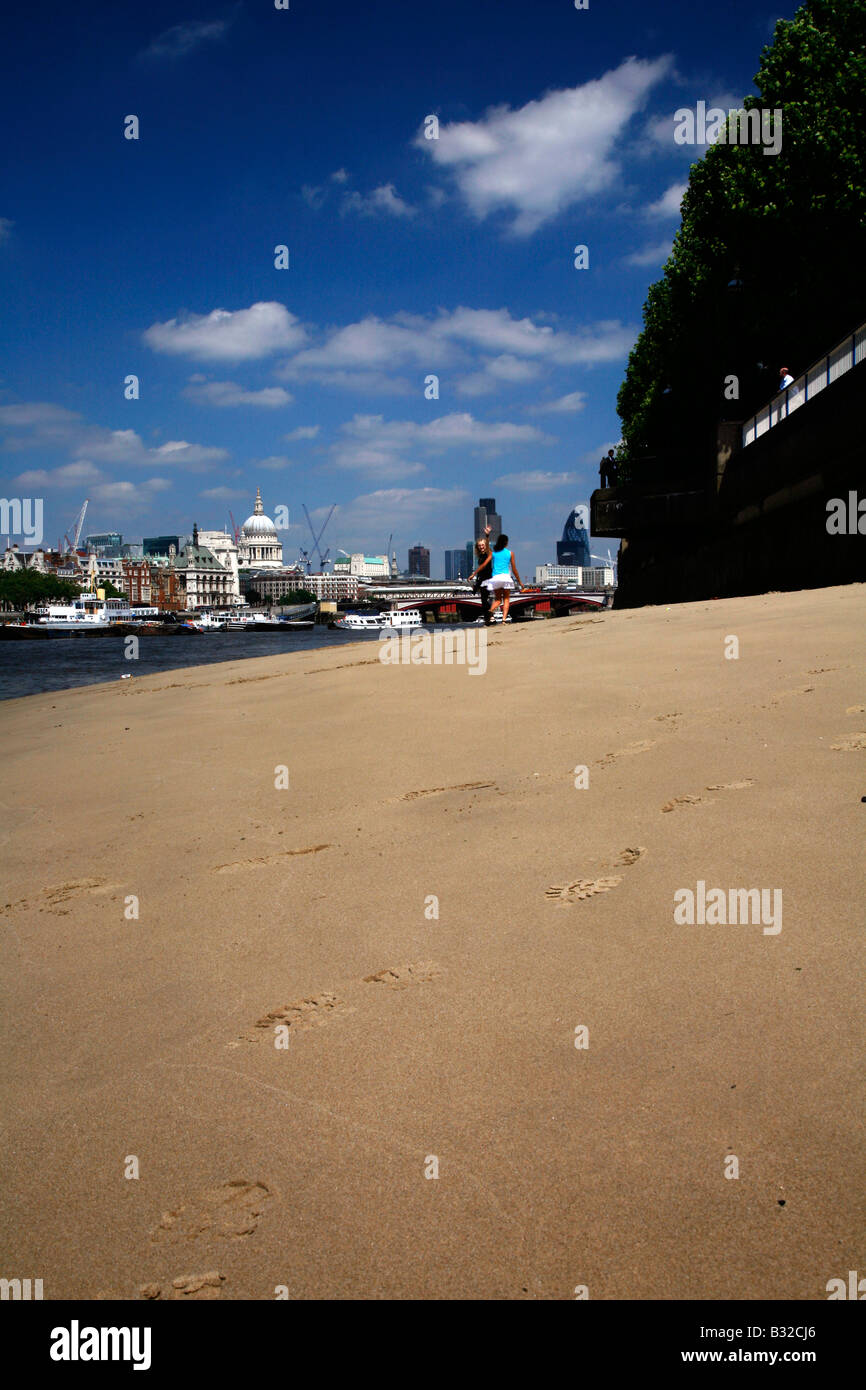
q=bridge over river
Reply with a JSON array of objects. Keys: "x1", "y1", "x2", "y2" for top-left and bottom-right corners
[{"x1": 382, "y1": 589, "x2": 608, "y2": 621}]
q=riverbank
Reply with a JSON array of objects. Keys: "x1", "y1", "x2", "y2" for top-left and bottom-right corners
[{"x1": 1, "y1": 584, "x2": 863, "y2": 1299}]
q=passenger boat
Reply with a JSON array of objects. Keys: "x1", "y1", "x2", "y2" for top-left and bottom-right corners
[
  {"x1": 29, "y1": 594, "x2": 133, "y2": 630},
  {"x1": 333, "y1": 609, "x2": 423, "y2": 631}
]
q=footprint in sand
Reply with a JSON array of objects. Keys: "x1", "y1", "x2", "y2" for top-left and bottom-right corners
[
  {"x1": 614, "y1": 846, "x2": 647, "y2": 866},
  {"x1": 364, "y1": 961, "x2": 442, "y2": 988},
  {"x1": 151, "y1": 1180, "x2": 271, "y2": 1246},
  {"x1": 545, "y1": 877, "x2": 622, "y2": 903},
  {"x1": 214, "y1": 844, "x2": 330, "y2": 874},
  {"x1": 661, "y1": 794, "x2": 707, "y2": 813},
  {"x1": 546, "y1": 846, "x2": 645, "y2": 902},
  {"x1": 0, "y1": 878, "x2": 123, "y2": 917},
  {"x1": 596, "y1": 740, "x2": 656, "y2": 769},
  {"x1": 140, "y1": 1271, "x2": 226, "y2": 1300},
  {"x1": 251, "y1": 991, "x2": 349, "y2": 1036},
  {"x1": 830, "y1": 733, "x2": 866, "y2": 751},
  {"x1": 662, "y1": 780, "x2": 754, "y2": 811},
  {"x1": 398, "y1": 782, "x2": 495, "y2": 802}
]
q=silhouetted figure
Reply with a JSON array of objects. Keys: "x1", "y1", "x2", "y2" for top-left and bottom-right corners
[{"x1": 599, "y1": 449, "x2": 617, "y2": 488}]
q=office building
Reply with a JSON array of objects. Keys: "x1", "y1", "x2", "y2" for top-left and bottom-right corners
[
  {"x1": 535, "y1": 564, "x2": 614, "y2": 588},
  {"x1": 408, "y1": 545, "x2": 430, "y2": 578},
  {"x1": 445, "y1": 548, "x2": 470, "y2": 581},
  {"x1": 143, "y1": 535, "x2": 185, "y2": 558},
  {"x1": 473, "y1": 498, "x2": 501, "y2": 544},
  {"x1": 556, "y1": 504, "x2": 591, "y2": 568},
  {"x1": 86, "y1": 532, "x2": 122, "y2": 557}
]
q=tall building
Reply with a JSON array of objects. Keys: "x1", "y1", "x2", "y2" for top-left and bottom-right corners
[
  {"x1": 143, "y1": 535, "x2": 185, "y2": 558},
  {"x1": 556, "y1": 504, "x2": 591, "y2": 568},
  {"x1": 86, "y1": 532, "x2": 122, "y2": 557},
  {"x1": 237, "y1": 488, "x2": 283, "y2": 569},
  {"x1": 408, "y1": 544, "x2": 430, "y2": 578},
  {"x1": 445, "y1": 548, "x2": 470, "y2": 581},
  {"x1": 473, "y1": 498, "x2": 501, "y2": 543}
]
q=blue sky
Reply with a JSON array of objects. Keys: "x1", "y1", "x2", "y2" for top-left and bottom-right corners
[{"x1": 0, "y1": 0, "x2": 793, "y2": 575}]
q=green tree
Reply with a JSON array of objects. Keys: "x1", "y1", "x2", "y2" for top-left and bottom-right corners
[
  {"x1": 0, "y1": 569, "x2": 81, "y2": 610},
  {"x1": 618, "y1": 0, "x2": 866, "y2": 463},
  {"x1": 277, "y1": 588, "x2": 316, "y2": 606}
]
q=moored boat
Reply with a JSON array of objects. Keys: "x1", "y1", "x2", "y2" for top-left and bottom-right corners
[{"x1": 333, "y1": 608, "x2": 423, "y2": 632}]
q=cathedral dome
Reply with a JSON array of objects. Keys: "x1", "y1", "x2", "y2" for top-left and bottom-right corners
[
  {"x1": 238, "y1": 487, "x2": 283, "y2": 570},
  {"x1": 242, "y1": 488, "x2": 278, "y2": 538}
]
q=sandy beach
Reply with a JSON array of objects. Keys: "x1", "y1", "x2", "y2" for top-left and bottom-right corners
[{"x1": 1, "y1": 584, "x2": 863, "y2": 1301}]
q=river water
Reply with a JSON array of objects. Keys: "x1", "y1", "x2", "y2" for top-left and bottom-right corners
[{"x1": 0, "y1": 627, "x2": 384, "y2": 701}]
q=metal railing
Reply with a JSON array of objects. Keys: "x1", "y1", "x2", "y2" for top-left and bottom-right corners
[{"x1": 741, "y1": 320, "x2": 866, "y2": 447}]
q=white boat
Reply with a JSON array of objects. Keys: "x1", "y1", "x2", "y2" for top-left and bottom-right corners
[
  {"x1": 30, "y1": 594, "x2": 133, "y2": 629},
  {"x1": 334, "y1": 609, "x2": 423, "y2": 631},
  {"x1": 186, "y1": 612, "x2": 228, "y2": 630}
]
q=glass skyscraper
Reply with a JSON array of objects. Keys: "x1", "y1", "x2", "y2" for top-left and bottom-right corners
[{"x1": 556, "y1": 505, "x2": 591, "y2": 568}]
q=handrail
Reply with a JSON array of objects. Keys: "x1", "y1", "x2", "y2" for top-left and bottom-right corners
[{"x1": 741, "y1": 320, "x2": 866, "y2": 448}]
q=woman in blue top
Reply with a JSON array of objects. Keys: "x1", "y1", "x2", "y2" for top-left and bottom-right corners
[{"x1": 481, "y1": 534, "x2": 522, "y2": 623}]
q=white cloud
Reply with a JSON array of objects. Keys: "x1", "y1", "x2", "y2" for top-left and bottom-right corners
[
  {"x1": 527, "y1": 391, "x2": 587, "y2": 414},
  {"x1": 183, "y1": 378, "x2": 293, "y2": 408},
  {"x1": 645, "y1": 181, "x2": 687, "y2": 218},
  {"x1": 91, "y1": 478, "x2": 172, "y2": 507},
  {"x1": 251, "y1": 455, "x2": 293, "y2": 471},
  {"x1": 142, "y1": 16, "x2": 234, "y2": 61},
  {"x1": 492, "y1": 470, "x2": 577, "y2": 491},
  {"x1": 287, "y1": 316, "x2": 447, "y2": 373},
  {"x1": 643, "y1": 91, "x2": 744, "y2": 153},
  {"x1": 143, "y1": 302, "x2": 306, "y2": 362},
  {"x1": 342, "y1": 183, "x2": 416, "y2": 218},
  {"x1": 0, "y1": 401, "x2": 83, "y2": 447},
  {"x1": 283, "y1": 425, "x2": 320, "y2": 441},
  {"x1": 0, "y1": 217, "x2": 13, "y2": 244},
  {"x1": 280, "y1": 307, "x2": 636, "y2": 392},
  {"x1": 332, "y1": 410, "x2": 550, "y2": 478},
  {"x1": 301, "y1": 184, "x2": 327, "y2": 210},
  {"x1": 77, "y1": 429, "x2": 229, "y2": 469},
  {"x1": 417, "y1": 56, "x2": 673, "y2": 234},
  {"x1": 457, "y1": 354, "x2": 542, "y2": 396},
  {"x1": 331, "y1": 168, "x2": 349, "y2": 183},
  {"x1": 625, "y1": 238, "x2": 674, "y2": 267},
  {"x1": 201, "y1": 486, "x2": 248, "y2": 500},
  {"x1": 333, "y1": 486, "x2": 469, "y2": 539},
  {"x1": 14, "y1": 460, "x2": 104, "y2": 488}
]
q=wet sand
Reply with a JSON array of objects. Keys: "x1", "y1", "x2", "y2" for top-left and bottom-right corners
[{"x1": 1, "y1": 584, "x2": 864, "y2": 1299}]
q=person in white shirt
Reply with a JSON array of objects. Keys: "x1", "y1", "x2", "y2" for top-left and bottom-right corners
[{"x1": 778, "y1": 366, "x2": 794, "y2": 391}]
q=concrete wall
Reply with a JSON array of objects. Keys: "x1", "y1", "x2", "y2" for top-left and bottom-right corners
[{"x1": 611, "y1": 359, "x2": 866, "y2": 607}]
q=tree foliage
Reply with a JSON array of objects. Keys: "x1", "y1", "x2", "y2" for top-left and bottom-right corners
[
  {"x1": 0, "y1": 569, "x2": 82, "y2": 609},
  {"x1": 618, "y1": 0, "x2": 866, "y2": 462}
]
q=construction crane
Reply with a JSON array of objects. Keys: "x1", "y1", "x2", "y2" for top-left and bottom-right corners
[
  {"x1": 302, "y1": 503, "x2": 336, "y2": 571},
  {"x1": 297, "y1": 547, "x2": 311, "y2": 573},
  {"x1": 228, "y1": 511, "x2": 241, "y2": 544},
  {"x1": 63, "y1": 498, "x2": 88, "y2": 554},
  {"x1": 590, "y1": 548, "x2": 617, "y2": 578}
]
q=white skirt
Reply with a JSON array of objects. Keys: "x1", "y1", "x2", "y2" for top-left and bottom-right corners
[{"x1": 483, "y1": 574, "x2": 515, "y2": 591}]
